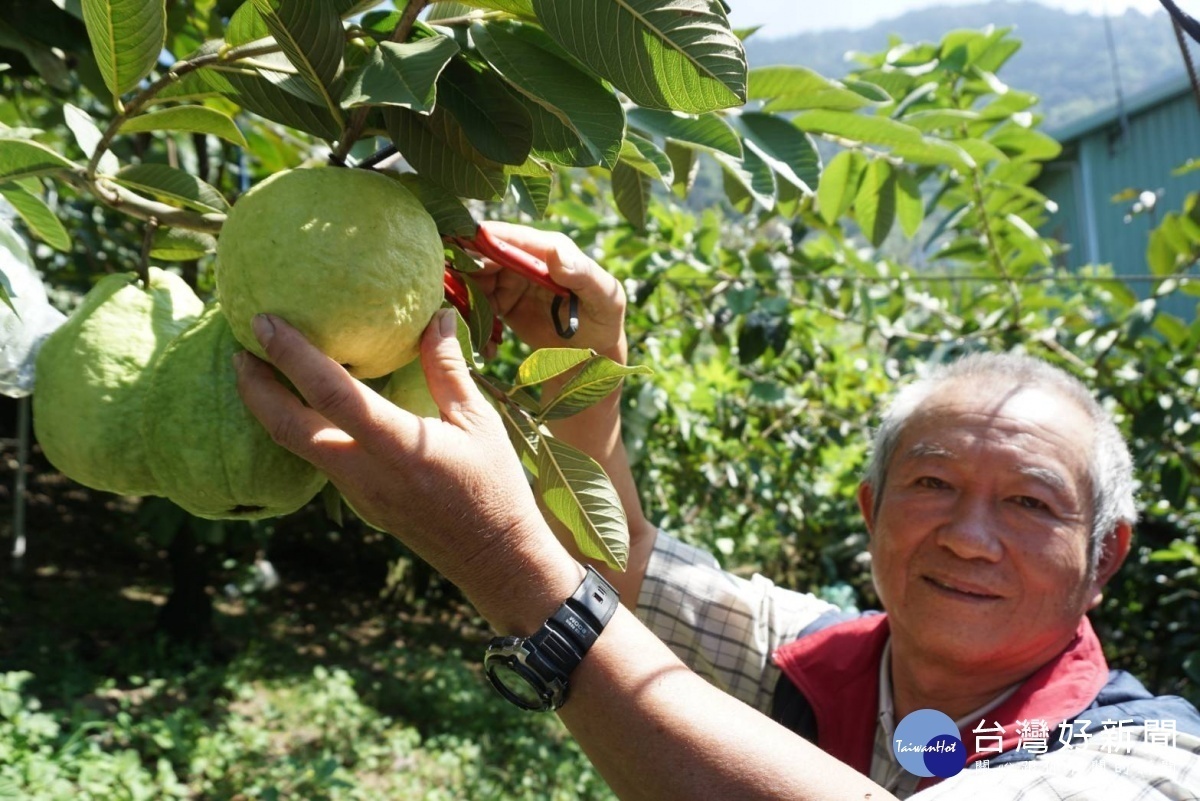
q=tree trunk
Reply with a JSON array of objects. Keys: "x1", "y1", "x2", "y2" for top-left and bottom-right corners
[{"x1": 156, "y1": 523, "x2": 214, "y2": 644}]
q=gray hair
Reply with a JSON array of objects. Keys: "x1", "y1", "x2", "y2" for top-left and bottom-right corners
[{"x1": 863, "y1": 352, "x2": 1136, "y2": 573}]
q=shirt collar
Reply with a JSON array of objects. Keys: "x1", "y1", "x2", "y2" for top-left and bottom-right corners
[{"x1": 877, "y1": 636, "x2": 1022, "y2": 739}]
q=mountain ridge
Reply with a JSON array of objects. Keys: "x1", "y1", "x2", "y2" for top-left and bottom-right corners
[{"x1": 742, "y1": 2, "x2": 1191, "y2": 130}]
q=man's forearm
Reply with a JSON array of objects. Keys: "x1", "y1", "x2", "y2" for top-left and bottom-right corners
[
  {"x1": 547, "y1": 388, "x2": 658, "y2": 604},
  {"x1": 558, "y1": 606, "x2": 895, "y2": 801}
]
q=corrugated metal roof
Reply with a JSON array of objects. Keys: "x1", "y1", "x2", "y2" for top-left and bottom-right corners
[{"x1": 1048, "y1": 72, "x2": 1195, "y2": 145}]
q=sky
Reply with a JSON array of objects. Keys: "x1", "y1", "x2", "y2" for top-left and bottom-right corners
[{"x1": 726, "y1": 0, "x2": 1170, "y2": 39}]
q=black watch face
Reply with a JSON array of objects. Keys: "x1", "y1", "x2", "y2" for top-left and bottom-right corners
[{"x1": 488, "y1": 661, "x2": 545, "y2": 709}]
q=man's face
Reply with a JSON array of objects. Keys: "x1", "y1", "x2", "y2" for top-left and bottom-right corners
[{"x1": 862, "y1": 379, "x2": 1118, "y2": 675}]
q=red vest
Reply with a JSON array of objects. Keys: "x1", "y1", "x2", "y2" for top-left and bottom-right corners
[{"x1": 772, "y1": 614, "x2": 1110, "y2": 789}]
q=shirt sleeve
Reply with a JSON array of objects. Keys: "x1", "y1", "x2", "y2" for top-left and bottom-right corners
[
  {"x1": 635, "y1": 529, "x2": 840, "y2": 714},
  {"x1": 908, "y1": 728, "x2": 1200, "y2": 801}
]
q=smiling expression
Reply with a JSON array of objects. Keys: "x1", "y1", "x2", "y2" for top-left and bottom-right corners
[{"x1": 861, "y1": 378, "x2": 1115, "y2": 676}]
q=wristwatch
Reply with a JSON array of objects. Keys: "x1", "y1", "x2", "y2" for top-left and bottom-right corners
[{"x1": 483, "y1": 566, "x2": 619, "y2": 712}]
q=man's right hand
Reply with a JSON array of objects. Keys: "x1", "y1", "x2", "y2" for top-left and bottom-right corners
[
  {"x1": 470, "y1": 221, "x2": 658, "y2": 605},
  {"x1": 470, "y1": 221, "x2": 628, "y2": 363}
]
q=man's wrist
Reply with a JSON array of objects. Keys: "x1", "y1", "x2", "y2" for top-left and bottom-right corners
[{"x1": 469, "y1": 549, "x2": 587, "y2": 637}]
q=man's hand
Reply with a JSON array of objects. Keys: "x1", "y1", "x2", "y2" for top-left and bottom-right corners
[
  {"x1": 469, "y1": 222, "x2": 658, "y2": 606},
  {"x1": 234, "y1": 307, "x2": 582, "y2": 633},
  {"x1": 471, "y1": 221, "x2": 628, "y2": 362}
]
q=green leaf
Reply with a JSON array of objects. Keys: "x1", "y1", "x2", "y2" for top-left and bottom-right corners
[
  {"x1": 817, "y1": 149, "x2": 865, "y2": 226},
  {"x1": 895, "y1": 170, "x2": 924, "y2": 237},
  {"x1": 612, "y1": 160, "x2": 651, "y2": 230},
  {"x1": 494, "y1": 396, "x2": 541, "y2": 475},
  {"x1": 226, "y1": 1, "x2": 269, "y2": 46},
  {"x1": 242, "y1": 51, "x2": 330, "y2": 106},
  {"x1": 63, "y1": 103, "x2": 119, "y2": 174},
  {"x1": 385, "y1": 107, "x2": 509, "y2": 201},
  {"x1": 150, "y1": 227, "x2": 217, "y2": 260},
  {"x1": 119, "y1": 106, "x2": 249, "y2": 149},
  {"x1": 901, "y1": 109, "x2": 981, "y2": 133},
  {"x1": 510, "y1": 174, "x2": 551, "y2": 219},
  {"x1": 619, "y1": 132, "x2": 673, "y2": 186},
  {"x1": 515, "y1": 348, "x2": 593, "y2": 389},
  {"x1": 748, "y1": 66, "x2": 873, "y2": 112},
  {"x1": 1172, "y1": 158, "x2": 1200, "y2": 177},
  {"x1": 854, "y1": 159, "x2": 896, "y2": 247},
  {"x1": 113, "y1": 163, "x2": 229, "y2": 213},
  {"x1": 539, "y1": 356, "x2": 653, "y2": 420},
  {"x1": 536, "y1": 436, "x2": 629, "y2": 570},
  {"x1": 436, "y1": 58, "x2": 534, "y2": 166},
  {"x1": 431, "y1": 0, "x2": 537, "y2": 18},
  {"x1": 472, "y1": 20, "x2": 624, "y2": 170},
  {"x1": 503, "y1": 154, "x2": 554, "y2": 178},
  {"x1": 0, "y1": 186, "x2": 71, "y2": 251},
  {"x1": 462, "y1": 272, "x2": 495, "y2": 355},
  {"x1": 385, "y1": 172, "x2": 478, "y2": 237},
  {"x1": 251, "y1": 0, "x2": 345, "y2": 126},
  {"x1": 714, "y1": 146, "x2": 775, "y2": 211},
  {"x1": 843, "y1": 79, "x2": 892, "y2": 103},
  {"x1": 1159, "y1": 459, "x2": 1192, "y2": 511},
  {"x1": 793, "y1": 109, "x2": 924, "y2": 150},
  {"x1": 451, "y1": 306, "x2": 483, "y2": 369},
  {"x1": 341, "y1": 37, "x2": 459, "y2": 113},
  {"x1": 202, "y1": 68, "x2": 341, "y2": 140},
  {"x1": 721, "y1": 162, "x2": 755, "y2": 214},
  {"x1": 0, "y1": 17, "x2": 72, "y2": 92},
  {"x1": 334, "y1": 0, "x2": 389, "y2": 16},
  {"x1": 0, "y1": 124, "x2": 46, "y2": 141},
  {"x1": 988, "y1": 123, "x2": 1062, "y2": 163},
  {"x1": 626, "y1": 108, "x2": 742, "y2": 157},
  {"x1": 888, "y1": 137, "x2": 975, "y2": 173},
  {"x1": 532, "y1": 0, "x2": 745, "y2": 113},
  {"x1": 0, "y1": 140, "x2": 77, "y2": 184},
  {"x1": 152, "y1": 71, "x2": 221, "y2": 103},
  {"x1": 735, "y1": 112, "x2": 820, "y2": 193},
  {"x1": 1147, "y1": 227, "x2": 1179, "y2": 276},
  {"x1": 665, "y1": 140, "x2": 698, "y2": 198},
  {"x1": 322, "y1": 483, "x2": 346, "y2": 527},
  {"x1": 81, "y1": 0, "x2": 166, "y2": 103},
  {"x1": 955, "y1": 137, "x2": 1009, "y2": 167}
]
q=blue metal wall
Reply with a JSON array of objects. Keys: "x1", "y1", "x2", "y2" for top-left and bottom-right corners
[{"x1": 1036, "y1": 76, "x2": 1200, "y2": 319}]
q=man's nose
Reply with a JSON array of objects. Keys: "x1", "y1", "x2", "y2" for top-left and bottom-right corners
[{"x1": 936, "y1": 495, "x2": 1004, "y2": 562}]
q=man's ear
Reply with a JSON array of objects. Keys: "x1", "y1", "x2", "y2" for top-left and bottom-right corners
[
  {"x1": 1088, "y1": 520, "x2": 1133, "y2": 609},
  {"x1": 857, "y1": 482, "x2": 876, "y2": 536}
]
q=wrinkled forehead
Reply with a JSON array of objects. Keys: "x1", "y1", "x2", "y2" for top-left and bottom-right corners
[{"x1": 899, "y1": 377, "x2": 1096, "y2": 475}]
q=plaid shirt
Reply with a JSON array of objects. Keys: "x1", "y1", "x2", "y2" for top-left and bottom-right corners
[{"x1": 636, "y1": 530, "x2": 1200, "y2": 800}]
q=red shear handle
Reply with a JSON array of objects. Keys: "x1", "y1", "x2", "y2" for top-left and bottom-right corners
[
  {"x1": 447, "y1": 227, "x2": 579, "y2": 340},
  {"x1": 463, "y1": 226, "x2": 571, "y2": 299},
  {"x1": 444, "y1": 265, "x2": 503, "y2": 345}
]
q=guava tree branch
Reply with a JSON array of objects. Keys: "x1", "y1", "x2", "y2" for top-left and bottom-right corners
[
  {"x1": 954, "y1": 120, "x2": 1024, "y2": 322},
  {"x1": 60, "y1": 169, "x2": 226, "y2": 233},
  {"x1": 332, "y1": 0, "x2": 430, "y2": 164},
  {"x1": 86, "y1": 40, "x2": 283, "y2": 177}
]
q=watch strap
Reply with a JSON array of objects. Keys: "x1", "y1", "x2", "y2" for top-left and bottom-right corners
[
  {"x1": 482, "y1": 566, "x2": 619, "y2": 712},
  {"x1": 547, "y1": 566, "x2": 619, "y2": 654}
]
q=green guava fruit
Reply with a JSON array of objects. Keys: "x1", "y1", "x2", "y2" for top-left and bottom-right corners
[
  {"x1": 216, "y1": 167, "x2": 445, "y2": 379},
  {"x1": 377, "y1": 358, "x2": 440, "y2": 419},
  {"x1": 142, "y1": 306, "x2": 327, "y2": 520},
  {"x1": 33, "y1": 268, "x2": 204, "y2": 496}
]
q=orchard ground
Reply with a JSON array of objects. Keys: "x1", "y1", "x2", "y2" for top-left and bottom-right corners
[{"x1": 0, "y1": 397, "x2": 614, "y2": 800}]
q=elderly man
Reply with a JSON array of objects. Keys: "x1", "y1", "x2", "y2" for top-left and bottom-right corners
[{"x1": 237, "y1": 223, "x2": 1200, "y2": 799}]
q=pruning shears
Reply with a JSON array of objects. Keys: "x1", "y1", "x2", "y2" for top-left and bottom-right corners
[{"x1": 442, "y1": 225, "x2": 579, "y2": 343}]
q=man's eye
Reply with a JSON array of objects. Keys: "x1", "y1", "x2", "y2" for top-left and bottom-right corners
[
  {"x1": 916, "y1": 476, "x2": 949, "y2": 489},
  {"x1": 1013, "y1": 496, "x2": 1050, "y2": 511}
]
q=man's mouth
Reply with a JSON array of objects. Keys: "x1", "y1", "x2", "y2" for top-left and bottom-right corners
[{"x1": 923, "y1": 576, "x2": 1003, "y2": 600}]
